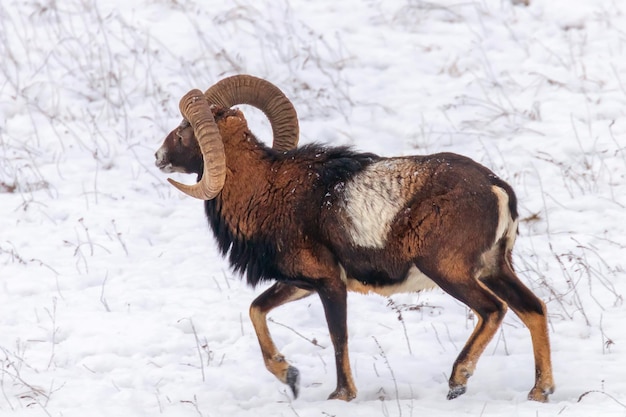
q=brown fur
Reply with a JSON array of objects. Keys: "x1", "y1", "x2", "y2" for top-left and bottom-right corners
[{"x1": 155, "y1": 106, "x2": 554, "y2": 402}]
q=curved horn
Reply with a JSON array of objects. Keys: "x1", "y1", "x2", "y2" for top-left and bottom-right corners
[
  {"x1": 167, "y1": 89, "x2": 226, "y2": 200},
  {"x1": 203, "y1": 75, "x2": 299, "y2": 151}
]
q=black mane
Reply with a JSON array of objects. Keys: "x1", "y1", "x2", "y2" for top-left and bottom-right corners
[{"x1": 204, "y1": 143, "x2": 378, "y2": 287}]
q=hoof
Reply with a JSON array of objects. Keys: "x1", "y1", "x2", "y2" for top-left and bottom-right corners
[
  {"x1": 286, "y1": 366, "x2": 300, "y2": 398},
  {"x1": 527, "y1": 385, "x2": 554, "y2": 403},
  {"x1": 328, "y1": 387, "x2": 357, "y2": 401},
  {"x1": 447, "y1": 385, "x2": 466, "y2": 400}
]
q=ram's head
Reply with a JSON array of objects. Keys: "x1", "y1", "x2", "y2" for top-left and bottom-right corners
[{"x1": 155, "y1": 75, "x2": 299, "y2": 199}]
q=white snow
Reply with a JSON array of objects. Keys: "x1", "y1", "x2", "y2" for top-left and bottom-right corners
[{"x1": 1, "y1": 0, "x2": 625, "y2": 416}]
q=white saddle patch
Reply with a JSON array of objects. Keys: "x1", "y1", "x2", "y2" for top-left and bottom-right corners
[{"x1": 342, "y1": 160, "x2": 416, "y2": 248}]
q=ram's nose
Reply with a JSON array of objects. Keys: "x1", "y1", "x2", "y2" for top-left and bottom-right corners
[{"x1": 154, "y1": 147, "x2": 167, "y2": 168}]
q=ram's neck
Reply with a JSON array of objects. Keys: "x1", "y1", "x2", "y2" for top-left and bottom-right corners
[{"x1": 216, "y1": 132, "x2": 277, "y2": 237}]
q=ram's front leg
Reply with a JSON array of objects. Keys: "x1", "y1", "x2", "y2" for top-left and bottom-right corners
[
  {"x1": 249, "y1": 282, "x2": 312, "y2": 397},
  {"x1": 316, "y1": 277, "x2": 357, "y2": 401}
]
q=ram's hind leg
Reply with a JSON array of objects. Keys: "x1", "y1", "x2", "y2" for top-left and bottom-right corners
[
  {"x1": 421, "y1": 262, "x2": 508, "y2": 400},
  {"x1": 447, "y1": 283, "x2": 507, "y2": 399},
  {"x1": 481, "y1": 262, "x2": 555, "y2": 402},
  {"x1": 249, "y1": 282, "x2": 312, "y2": 398}
]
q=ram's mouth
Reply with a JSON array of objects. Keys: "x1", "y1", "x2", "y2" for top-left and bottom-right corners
[
  {"x1": 154, "y1": 160, "x2": 181, "y2": 174},
  {"x1": 155, "y1": 147, "x2": 181, "y2": 173},
  {"x1": 157, "y1": 164, "x2": 174, "y2": 173}
]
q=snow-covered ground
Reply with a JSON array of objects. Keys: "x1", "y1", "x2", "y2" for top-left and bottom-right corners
[{"x1": 1, "y1": 0, "x2": 625, "y2": 416}]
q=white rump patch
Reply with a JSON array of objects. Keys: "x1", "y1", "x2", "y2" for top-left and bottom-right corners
[
  {"x1": 342, "y1": 160, "x2": 411, "y2": 248},
  {"x1": 491, "y1": 185, "x2": 518, "y2": 248}
]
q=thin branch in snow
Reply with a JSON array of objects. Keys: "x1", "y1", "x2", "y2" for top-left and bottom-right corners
[
  {"x1": 317, "y1": 353, "x2": 327, "y2": 374},
  {"x1": 178, "y1": 318, "x2": 206, "y2": 382},
  {"x1": 221, "y1": 270, "x2": 232, "y2": 290},
  {"x1": 442, "y1": 322, "x2": 458, "y2": 352},
  {"x1": 491, "y1": 326, "x2": 509, "y2": 356},
  {"x1": 599, "y1": 314, "x2": 615, "y2": 355},
  {"x1": 110, "y1": 219, "x2": 129, "y2": 256},
  {"x1": 190, "y1": 319, "x2": 205, "y2": 382},
  {"x1": 386, "y1": 298, "x2": 413, "y2": 355},
  {"x1": 268, "y1": 317, "x2": 327, "y2": 349},
  {"x1": 373, "y1": 336, "x2": 401, "y2": 417},
  {"x1": 100, "y1": 272, "x2": 111, "y2": 312},
  {"x1": 578, "y1": 390, "x2": 626, "y2": 408},
  {"x1": 45, "y1": 297, "x2": 58, "y2": 370},
  {"x1": 430, "y1": 323, "x2": 446, "y2": 353},
  {"x1": 180, "y1": 395, "x2": 206, "y2": 417}
]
